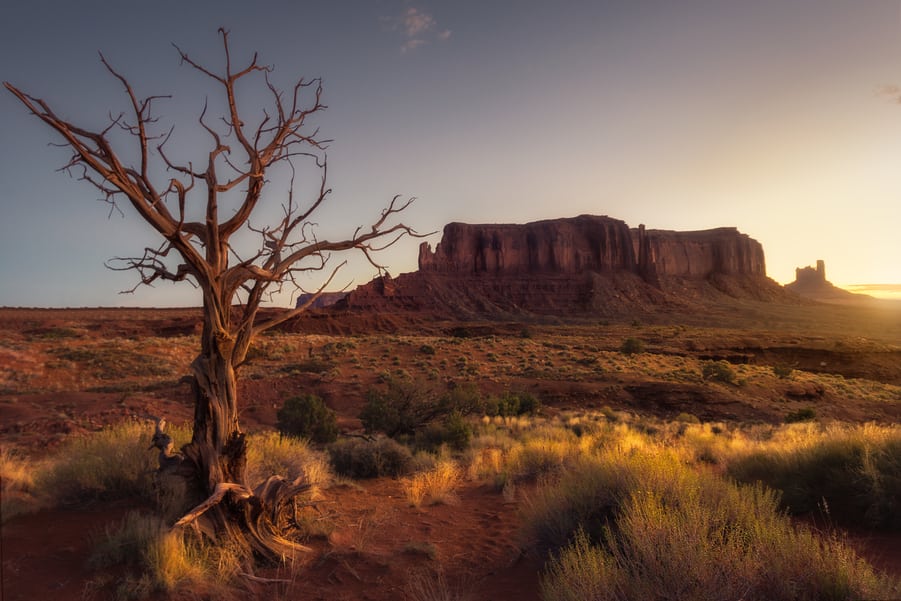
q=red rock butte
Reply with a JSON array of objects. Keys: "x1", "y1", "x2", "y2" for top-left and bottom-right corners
[{"x1": 331, "y1": 215, "x2": 786, "y2": 317}]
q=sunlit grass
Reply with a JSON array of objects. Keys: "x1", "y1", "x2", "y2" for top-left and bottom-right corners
[
  {"x1": 0, "y1": 447, "x2": 37, "y2": 521},
  {"x1": 36, "y1": 420, "x2": 190, "y2": 506},
  {"x1": 531, "y1": 445, "x2": 900, "y2": 601},
  {"x1": 245, "y1": 431, "x2": 333, "y2": 493},
  {"x1": 727, "y1": 422, "x2": 901, "y2": 529},
  {"x1": 89, "y1": 510, "x2": 240, "y2": 600},
  {"x1": 405, "y1": 460, "x2": 462, "y2": 507}
]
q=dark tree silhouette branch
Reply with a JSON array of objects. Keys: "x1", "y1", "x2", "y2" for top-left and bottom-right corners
[{"x1": 5, "y1": 28, "x2": 421, "y2": 565}]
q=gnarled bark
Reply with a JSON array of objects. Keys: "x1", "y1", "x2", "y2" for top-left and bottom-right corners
[{"x1": 6, "y1": 28, "x2": 422, "y2": 566}]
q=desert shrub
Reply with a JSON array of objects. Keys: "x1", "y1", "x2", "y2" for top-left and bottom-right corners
[
  {"x1": 483, "y1": 391, "x2": 542, "y2": 417},
  {"x1": 360, "y1": 377, "x2": 443, "y2": 437},
  {"x1": 404, "y1": 460, "x2": 462, "y2": 507},
  {"x1": 415, "y1": 411, "x2": 473, "y2": 453},
  {"x1": 618, "y1": 337, "x2": 644, "y2": 355},
  {"x1": 674, "y1": 412, "x2": 701, "y2": 424},
  {"x1": 419, "y1": 344, "x2": 436, "y2": 355},
  {"x1": 701, "y1": 360, "x2": 736, "y2": 384},
  {"x1": 360, "y1": 377, "x2": 481, "y2": 439},
  {"x1": 727, "y1": 423, "x2": 901, "y2": 529},
  {"x1": 328, "y1": 436, "x2": 413, "y2": 479},
  {"x1": 245, "y1": 431, "x2": 332, "y2": 490},
  {"x1": 89, "y1": 511, "x2": 238, "y2": 599},
  {"x1": 785, "y1": 407, "x2": 817, "y2": 423},
  {"x1": 37, "y1": 420, "x2": 190, "y2": 505},
  {"x1": 506, "y1": 426, "x2": 584, "y2": 482},
  {"x1": 773, "y1": 364, "x2": 794, "y2": 379},
  {"x1": 276, "y1": 394, "x2": 338, "y2": 443},
  {"x1": 0, "y1": 448, "x2": 37, "y2": 521},
  {"x1": 279, "y1": 356, "x2": 335, "y2": 375},
  {"x1": 529, "y1": 447, "x2": 899, "y2": 601}
]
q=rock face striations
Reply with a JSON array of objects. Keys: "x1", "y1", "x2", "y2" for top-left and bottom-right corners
[
  {"x1": 418, "y1": 216, "x2": 637, "y2": 275},
  {"x1": 338, "y1": 215, "x2": 782, "y2": 317}
]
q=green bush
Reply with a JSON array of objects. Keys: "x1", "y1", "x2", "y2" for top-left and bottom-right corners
[
  {"x1": 674, "y1": 412, "x2": 701, "y2": 424},
  {"x1": 484, "y1": 391, "x2": 542, "y2": 417},
  {"x1": 618, "y1": 337, "x2": 644, "y2": 355},
  {"x1": 701, "y1": 360, "x2": 736, "y2": 384},
  {"x1": 773, "y1": 364, "x2": 794, "y2": 379},
  {"x1": 415, "y1": 411, "x2": 472, "y2": 452},
  {"x1": 276, "y1": 394, "x2": 338, "y2": 443},
  {"x1": 785, "y1": 407, "x2": 817, "y2": 423},
  {"x1": 328, "y1": 436, "x2": 413, "y2": 479},
  {"x1": 360, "y1": 377, "x2": 481, "y2": 438}
]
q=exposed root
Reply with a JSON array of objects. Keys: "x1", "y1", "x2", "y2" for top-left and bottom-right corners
[{"x1": 174, "y1": 482, "x2": 253, "y2": 528}]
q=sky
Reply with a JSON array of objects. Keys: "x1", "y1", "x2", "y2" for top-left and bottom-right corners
[{"x1": 2, "y1": 0, "x2": 901, "y2": 307}]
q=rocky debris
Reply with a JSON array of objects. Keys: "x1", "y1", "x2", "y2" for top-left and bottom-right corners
[{"x1": 336, "y1": 215, "x2": 786, "y2": 317}]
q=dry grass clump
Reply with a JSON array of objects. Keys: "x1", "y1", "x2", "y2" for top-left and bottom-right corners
[
  {"x1": 89, "y1": 511, "x2": 240, "y2": 600},
  {"x1": 0, "y1": 447, "x2": 37, "y2": 521},
  {"x1": 37, "y1": 420, "x2": 190, "y2": 506},
  {"x1": 405, "y1": 568, "x2": 473, "y2": 601},
  {"x1": 531, "y1": 446, "x2": 900, "y2": 601},
  {"x1": 245, "y1": 431, "x2": 333, "y2": 493},
  {"x1": 404, "y1": 460, "x2": 462, "y2": 507},
  {"x1": 727, "y1": 422, "x2": 901, "y2": 529}
]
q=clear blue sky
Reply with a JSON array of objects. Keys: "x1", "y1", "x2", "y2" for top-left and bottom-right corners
[{"x1": 2, "y1": 1, "x2": 901, "y2": 306}]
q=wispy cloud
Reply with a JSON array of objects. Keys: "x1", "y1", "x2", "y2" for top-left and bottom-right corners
[
  {"x1": 403, "y1": 7, "x2": 435, "y2": 37},
  {"x1": 385, "y1": 6, "x2": 451, "y2": 53}
]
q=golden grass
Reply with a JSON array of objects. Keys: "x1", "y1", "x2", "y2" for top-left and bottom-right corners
[
  {"x1": 245, "y1": 431, "x2": 333, "y2": 493},
  {"x1": 90, "y1": 510, "x2": 240, "y2": 600},
  {"x1": 404, "y1": 460, "x2": 462, "y2": 507},
  {"x1": 532, "y1": 445, "x2": 900, "y2": 601},
  {"x1": 0, "y1": 447, "x2": 37, "y2": 521}
]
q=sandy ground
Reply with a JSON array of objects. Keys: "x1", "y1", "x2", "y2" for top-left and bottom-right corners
[{"x1": 1, "y1": 305, "x2": 900, "y2": 599}]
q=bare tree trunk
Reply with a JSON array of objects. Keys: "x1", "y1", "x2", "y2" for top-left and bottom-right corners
[{"x1": 174, "y1": 302, "x2": 308, "y2": 562}]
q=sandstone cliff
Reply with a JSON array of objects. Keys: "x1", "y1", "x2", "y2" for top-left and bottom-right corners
[
  {"x1": 417, "y1": 216, "x2": 766, "y2": 281},
  {"x1": 418, "y1": 215, "x2": 636, "y2": 274},
  {"x1": 339, "y1": 215, "x2": 784, "y2": 317}
]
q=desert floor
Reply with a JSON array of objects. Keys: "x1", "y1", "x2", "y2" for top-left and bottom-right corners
[{"x1": 1, "y1": 300, "x2": 900, "y2": 599}]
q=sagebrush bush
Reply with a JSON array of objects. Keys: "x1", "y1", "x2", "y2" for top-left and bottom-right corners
[
  {"x1": 360, "y1": 377, "x2": 482, "y2": 439},
  {"x1": 89, "y1": 511, "x2": 239, "y2": 599},
  {"x1": 37, "y1": 420, "x2": 190, "y2": 505},
  {"x1": 773, "y1": 364, "x2": 794, "y2": 379},
  {"x1": 530, "y1": 446, "x2": 900, "y2": 601},
  {"x1": 727, "y1": 423, "x2": 901, "y2": 529},
  {"x1": 276, "y1": 394, "x2": 339, "y2": 443},
  {"x1": 328, "y1": 436, "x2": 413, "y2": 479},
  {"x1": 701, "y1": 360, "x2": 736, "y2": 384},
  {"x1": 245, "y1": 431, "x2": 333, "y2": 491},
  {"x1": 619, "y1": 337, "x2": 644, "y2": 355},
  {"x1": 360, "y1": 377, "x2": 443, "y2": 437},
  {"x1": 414, "y1": 411, "x2": 473, "y2": 453},
  {"x1": 404, "y1": 460, "x2": 462, "y2": 507},
  {"x1": 0, "y1": 448, "x2": 37, "y2": 521},
  {"x1": 483, "y1": 391, "x2": 542, "y2": 417},
  {"x1": 785, "y1": 406, "x2": 817, "y2": 423}
]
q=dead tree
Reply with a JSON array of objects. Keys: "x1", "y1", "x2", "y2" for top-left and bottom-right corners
[{"x1": 5, "y1": 29, "x2": 419, "y2": 563}]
